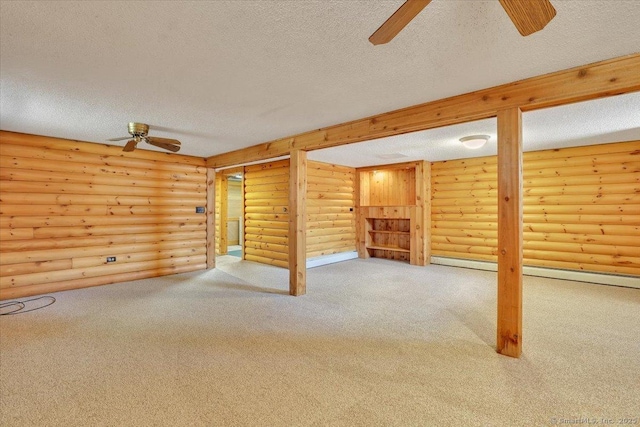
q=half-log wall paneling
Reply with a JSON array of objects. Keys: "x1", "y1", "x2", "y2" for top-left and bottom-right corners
[
  {"x1": 306, "y1": 161, "x2": 356, "y2": 258},
  {"x1": 0, "y1": 131, "x2": 208, "y2": 300},
  {"x1": 431, "y1": 140, "x2": 640, "y2": 277},
  {"x1": 243, "y1": 159, "x2": 290, "y2": 268}
]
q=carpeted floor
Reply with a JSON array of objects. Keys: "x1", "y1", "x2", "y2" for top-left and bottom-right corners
[{"x1": 1, "y1": 256, "x2": 639, "y2": 426}]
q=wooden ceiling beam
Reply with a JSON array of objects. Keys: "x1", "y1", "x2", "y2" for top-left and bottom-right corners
[{"x1": 206, "y1": 54, "x2": 640, "y2": 168}]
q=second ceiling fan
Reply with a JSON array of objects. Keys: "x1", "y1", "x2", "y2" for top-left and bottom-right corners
[{"x1": 369, "y1": 0, "x2": 556, "y2": 45}]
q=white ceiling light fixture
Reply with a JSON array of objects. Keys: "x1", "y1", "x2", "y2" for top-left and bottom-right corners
[{"x1": 460, "y1": 135, "x2": 490, "y2": 149}]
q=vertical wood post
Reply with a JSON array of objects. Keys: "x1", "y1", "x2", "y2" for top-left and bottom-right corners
[
  {"x1": 289, "y1": 150, "x2": 307, "y2": 296},
  {"x1": 497, "y1": 107, "x2": 523, "y2": 358},
  {"x1": 241, "y1": 167, "x2": 246, "y2": 260},
  {"x1": 412, "y1": 160, "x2": 431, "y2": 266},
  {"x1": 219, "y1": 174, "x2": 229, "y2": 254},
  {"x1": 355, "y1": 170, "x2": 370, "y2": 259},
  {"x1": 206, "y1": 168, "x2": 216, "y2": 269}
]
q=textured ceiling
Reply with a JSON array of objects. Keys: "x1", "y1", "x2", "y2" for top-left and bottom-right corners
[
  {"x1": 1, "y1": 0, "x2": 639, "y2": 161},
  {"x1": 309, "y1": 92, "x2": 640, "y2": 167}
]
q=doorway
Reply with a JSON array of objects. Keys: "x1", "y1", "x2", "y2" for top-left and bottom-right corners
[{"x1": 216, "y1": 167, "x2": 244, "y2": 258}]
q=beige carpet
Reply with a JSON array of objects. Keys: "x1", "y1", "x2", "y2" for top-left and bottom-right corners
[{"x1": 1, "y1": 256, "x2": 639, "y2": 426}]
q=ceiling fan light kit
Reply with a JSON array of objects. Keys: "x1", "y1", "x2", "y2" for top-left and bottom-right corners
[
  {"x1": 369, "y1": 0, "x2": 556, "y2": 45},
  {"x1": 108, "y1": 122, "x2": 182, "y2": 153},
  {"x1": 460, "y1": 135, "x2": 490, "y2": 149}
]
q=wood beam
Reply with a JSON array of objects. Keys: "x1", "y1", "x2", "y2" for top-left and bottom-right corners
[
  {"x1": 206, "y1": 168, "x2": 216, "y2": 269},
  {"x1": 289, "y1": 150, "x2": 307, "y2": 296},
  {"x1": 497, "y1": 107, "x2": 523, "y2": 358},
  {"x1": 207, "y1": 54, "x2": 640, "y2": 168}
]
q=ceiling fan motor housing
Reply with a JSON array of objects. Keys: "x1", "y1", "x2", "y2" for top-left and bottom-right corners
[{"x1": 128, "y1": 122, "x2": 149, "y2": 136}]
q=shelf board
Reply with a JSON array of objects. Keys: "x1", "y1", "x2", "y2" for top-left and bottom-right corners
[
  {"x1": 368, "y1": 230, "x2": 410, "y2": 235},
  {"x1": 366, "y1": 245, "x2": 410, "y2": 253}
]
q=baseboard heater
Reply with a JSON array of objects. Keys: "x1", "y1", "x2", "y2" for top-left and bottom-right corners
[
  {"x1": 307, "y1": 251, "x2": 359, "y2": 269},
  {"x1": 431, "y1": 256, "x2": 640, "y2": 289}
]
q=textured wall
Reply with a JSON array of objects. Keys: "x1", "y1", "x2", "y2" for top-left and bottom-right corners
[
  {"x1": 306, "y1": 161, "x2": 356, "y2": 258},
  {"x1": 243, "y1": 159, "x2": 290, "y2": 268},
  {"x1": 431, "y1": 141, "x2": 640, "y2": 276},
  {"x1": 0, "y1": 131, "x2": 208, "y2": 299}
]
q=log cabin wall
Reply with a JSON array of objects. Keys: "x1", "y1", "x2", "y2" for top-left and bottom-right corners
[
  {"x1": 0, "y1": 131, "x2": 208, "y2": 300},
  {"x1": 431, "y1": 141, "x2": 640, "y2": 276},
  {"x1": 306, "y1": 161, "x2": 356, "y2": 258},
  {"x1": 243, "y1": 159, "x2": 290, "y2": 268}
]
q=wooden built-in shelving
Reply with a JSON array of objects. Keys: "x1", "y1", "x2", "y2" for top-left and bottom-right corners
[{"x1": 355, "y1": 161, "x2": 430, "y2": 266}]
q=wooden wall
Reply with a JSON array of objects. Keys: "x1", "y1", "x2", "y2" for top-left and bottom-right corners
[
  {"x1": 306, "y1": 161, "x2": 356, "y2": 258},
  {"x1": 431, "y1": 141, "x2": 640, "y2": 276},
  {"x1": 243, "y1": 159, "x2": 290, "y2": 268},
  {"x1": 0, "y1": 131, "x2": 208, "y2": 299},
  {"x1": 214, "y1": 174, "x2": 225, "y2": 254},
  {"x1": 228, "y1": 178, "x2": 242, "y2": 246},
  {"x1": 360, "y1": 168, "x2": 416, "y2": 206}
]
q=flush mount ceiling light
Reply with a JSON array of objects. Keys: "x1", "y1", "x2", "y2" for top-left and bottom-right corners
[{"x1": 460, "y1": 135, "x2": 490, "y2": 149}]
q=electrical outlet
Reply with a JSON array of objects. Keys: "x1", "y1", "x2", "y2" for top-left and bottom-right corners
[
  {"x1": 106, "y1": 257, "x2": 116, "y2": 263},
  {"x1": 195, "y1": 206, "x2": 205, "y2": 214}
]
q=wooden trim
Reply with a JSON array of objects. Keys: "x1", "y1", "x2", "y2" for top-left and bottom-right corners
[
  {"x1": 497, "y1": 107, "x2": 524, "y2": 358},
  {"x1": 356, "y1": 161, "x2": 422, "y2": 173},
  {"x1": 206, "y1": 168, "x2": 216, "y2": 269},
  {"x1": 219, "y1": 174, "x2": 229, "y2": 254},
  {"x1": 289, "y1": 150, "x2": 307, "y2": 296},
  {"x1": 206, "y1": 54, "x2": 640, "y2": 168}
]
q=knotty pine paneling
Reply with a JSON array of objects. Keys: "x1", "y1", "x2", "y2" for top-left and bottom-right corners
[
  {"x1": 243, "y1": 159, "x2": 290, "y2": 268},
  {"x1": 0, "y1": 131, "x2": 207, "y2": 299},
  {"x1": 360, "y1": 168, "x2": 416, "y2": 206},
  {"x1": 214, "y1": 174, "x2": 226, "y2": 254},
  {"x1": 431, "y1": 141, "x2": 640, "y2": 276},
  {"x1": 306, "y1": 161, "x2": 356, "y2": 258}
]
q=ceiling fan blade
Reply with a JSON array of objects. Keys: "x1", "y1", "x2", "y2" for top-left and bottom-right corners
[
  {"x1": 123, "y1": 140, "x2": 137, "y2": 152},
  {"x1": 146, "y1": 138, "x2": 181, "y2": 153},
  {"x1": 369, "y1": 0, "x2": 432, "y2": 45},
  {"x1": 499, "y1": 0, "x2": 556, "y2": 36},
  {"x1": 108, "y1": 136, "x2": 132, "y2": 141},
  {"x1": 146, "y1": 136, "x2": 181, "y2": 146}
]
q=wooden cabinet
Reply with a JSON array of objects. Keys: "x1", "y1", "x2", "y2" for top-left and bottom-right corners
[{"x1": 355, "y1": 160, "x2": 430, "y2": 266}]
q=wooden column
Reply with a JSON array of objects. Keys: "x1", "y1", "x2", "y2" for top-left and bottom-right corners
[
  {"x1": 412, "y1": 160, "x2": 431, "y2": 266},
  {"x1": 219, "y1": 174, "x2": 229, "y2": 254},
  {"x1": 289, "y1": 150, "x2": 307, "y2": 296},
  {"x1": 206, "y1": 168, "x2": 216, "y2": 269},
  {"x1": 497, "y1": 107, "x2": 523, "y2": 358}
]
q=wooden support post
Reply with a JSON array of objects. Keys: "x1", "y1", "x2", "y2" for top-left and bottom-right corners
[
  {"x1": 289, "y1": 150, "x2": 307, "y2": 296},
  {"x1": 219, "y1": 174, "x2": 229, "y2": 254},
  {"x1": 497, "y1": 107, "x2": 523, "y2": 358},
  {"x1": 206, "y1": 168, "x2": 216, "y2": 269},
  {"x1": 412, "y1": 160, "x2": 431, "y2": 266},
  {"x1": 354, "y1": 170, "x2": 368, "y2": 259}
]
